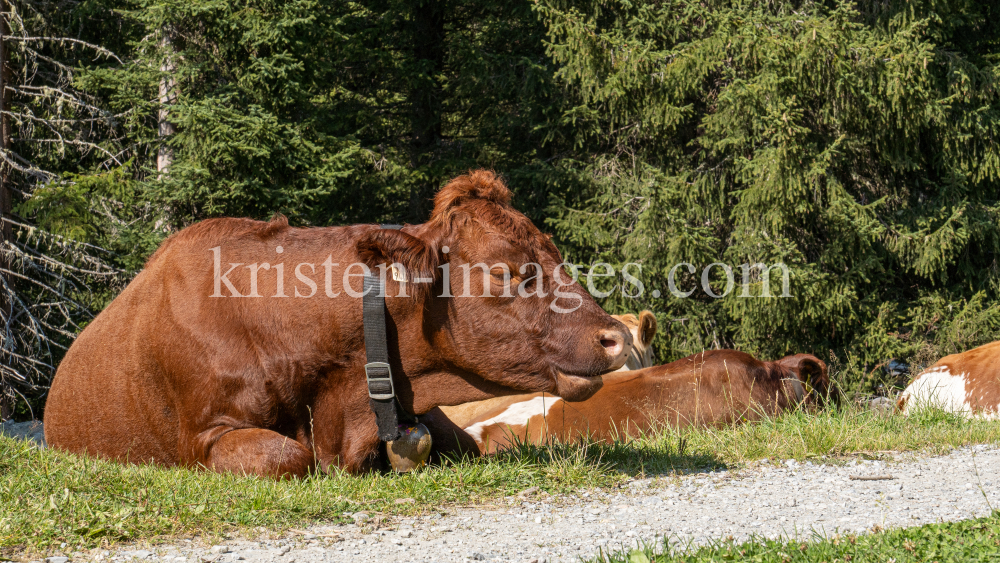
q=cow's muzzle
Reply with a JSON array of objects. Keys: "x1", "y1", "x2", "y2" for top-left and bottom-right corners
[{"x1": 599, "y1": 328, "x2": 632, "y2": 371}]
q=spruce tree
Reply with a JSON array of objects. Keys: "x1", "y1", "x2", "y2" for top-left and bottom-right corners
[{"x1": 538, "y1": 0, "x2": 1000, "y2": 389}]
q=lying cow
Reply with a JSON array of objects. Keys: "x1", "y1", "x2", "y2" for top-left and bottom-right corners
[
  {"x1": 897, "y1": 341, "x2": 1000, "y2": 418},
  {"x1": 428, "y1": 350, "x2": 828, "y2": 455},
  {"x1": 44, "y1": 170, "x2": 633, "y2": 476}
]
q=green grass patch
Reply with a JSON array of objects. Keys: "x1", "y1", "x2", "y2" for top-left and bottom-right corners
[
  {"x1": 591, "y1": 511, "x2": 1000, "y2": 563},
  {"x1": 0, "y1": 434, "x2": 620, "y2": 556},
  {"x1": 616, "y1": 405, "x2": 1000, "y2": 471},
  {"x1": 2, "y1": 405, "x2": 998, "y2": 556}
]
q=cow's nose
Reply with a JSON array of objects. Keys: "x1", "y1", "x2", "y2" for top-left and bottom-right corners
[{"x1": 599, "y1": 329, "x2": 631, "y2": 370}]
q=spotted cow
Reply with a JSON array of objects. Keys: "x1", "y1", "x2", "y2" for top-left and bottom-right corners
[
  {"x1": 427, "y1": 347, "x2": 828, "y2": 456},
  {"x1": 897, "y1": 341, "x2": 1000, "y2": 419}
]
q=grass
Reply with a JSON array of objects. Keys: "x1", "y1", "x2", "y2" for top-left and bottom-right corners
[
  {"x1": 2, "y1": 404, "x2": 998, "y2": 557},
  {"x1": 590, "y1": 512, "x2": 1000, "y2": 563}
]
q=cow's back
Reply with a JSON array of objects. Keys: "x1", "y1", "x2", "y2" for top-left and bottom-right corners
[
  {"x1": 447, "y1": 350, "x2": 811, "y2": 454},
  {"x1": 44, "y1": 219, "x2": 260, "y2": 463},
  {"x1": 899, "y1": 341, "x2": 1000, "y2": 417}
]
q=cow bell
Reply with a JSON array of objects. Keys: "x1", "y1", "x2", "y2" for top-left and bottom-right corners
[{"x1": 387, "y1": 423, "x2": 432, "y2": 473}]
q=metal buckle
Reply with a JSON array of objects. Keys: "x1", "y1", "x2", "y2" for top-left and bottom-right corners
[{"x1": 364, "y1": 361, "x2": 395, "y2": 400}]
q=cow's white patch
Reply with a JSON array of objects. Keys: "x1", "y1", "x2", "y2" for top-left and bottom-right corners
[
  {"x1": 900, "y1": 367, "x2": 972, "y2": 416},
  {"x1": 464, "y1": 396, "x2": 563, "y2": 443}
]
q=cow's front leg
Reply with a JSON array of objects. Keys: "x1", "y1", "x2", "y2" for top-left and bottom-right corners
[{"x1": 197, "y1": 427, "x2": 314, "y2": 478}]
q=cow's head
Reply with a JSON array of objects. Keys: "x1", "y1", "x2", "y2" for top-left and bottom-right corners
[
  {"x1": 614, "y1": 311, "x2": 658, "y2": 371},
  {"x1": 356, "y1": 170, "x2": 632, "y2": 404},
  {"x1": 774, "y1": 354, "x2": 829, "y2": 405}
]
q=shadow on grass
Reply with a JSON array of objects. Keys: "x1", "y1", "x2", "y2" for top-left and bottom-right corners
[{"x1": 442, "y1": 429, "x2": 727, "y2": 481}]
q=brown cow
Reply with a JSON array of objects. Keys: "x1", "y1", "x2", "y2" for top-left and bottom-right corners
[
  {"x1": 897, "y1": 341, "x2": 1000, "y2": 418},
  {"x1": 431, "y1": 350, "x2": 828, "y2": 455},
  {"x1": 43, "y1": 170, "x2": 632, "y2": 476}
]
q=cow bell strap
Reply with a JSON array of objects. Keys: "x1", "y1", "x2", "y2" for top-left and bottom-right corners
[{"x1": 363, "y1": 224, "x2": 414, "y2": 442}]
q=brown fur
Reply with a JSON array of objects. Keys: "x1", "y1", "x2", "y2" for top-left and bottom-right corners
[
  {"x1": 431, "y1": 350, "x2": 828, "y2": 455},
  {"x1": 44, "y1": 170, "x2": 632, "y2": 477}
]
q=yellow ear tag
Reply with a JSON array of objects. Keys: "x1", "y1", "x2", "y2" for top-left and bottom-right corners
[
  {"x1": 801, "y1": 374, "x2": 814, "y2": 399},
  {"x1": 390, "y1": 265, "x2": 407, "y2": 283}
]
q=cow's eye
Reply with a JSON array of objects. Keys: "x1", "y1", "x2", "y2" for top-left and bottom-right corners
[{"x1": 490, "y1": 268, "x2": 511, "y2": 282}]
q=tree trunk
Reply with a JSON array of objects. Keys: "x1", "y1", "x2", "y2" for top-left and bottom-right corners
[
  {"x1": 407, "y1": 1, "x2": 445, "y2": 220},
  {"x1": 0, "y1": 0, "x2": 14, "y2": 421},
  {"x1": 157, "y1": 30, "x2": 177, "y2": 176}
]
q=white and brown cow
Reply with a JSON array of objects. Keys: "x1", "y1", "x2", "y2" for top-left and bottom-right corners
[
  {"x1": 426, "y1": 340, "x2": 828, "y2": 456},
  {"x1": 897, "y1": 341, "x2": 1000, "y2": 418}
]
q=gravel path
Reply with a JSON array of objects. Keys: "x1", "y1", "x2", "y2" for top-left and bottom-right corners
[{"x1": 35, "y1": 445, "x2": 1000, "y2": 563}]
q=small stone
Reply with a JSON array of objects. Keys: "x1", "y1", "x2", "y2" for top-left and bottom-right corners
[
  {"x1": 398, "y1": 529, "x2": 412, "y2": 538},
  {"x1": 210, "y1": 546, "x2": 229, "y2": 554},
  {"x1": 518, "y1": 486, "x2": 540, "y2": 499},
  {"x1": 534, "y1": 516, "x2": 542, "y2": 524},
  {"x1": 394, "y1": 498, "x2": 416, "y2": 505},
  {"x1": 302, "y1": 534, "x2": 316, "y2": 540},
  {"x1": 46, "y1": 558, "x2": 69, "y2": 563},
  {"x1": 351, "y1": 512, "x2": 370, "y2": 524},
  {"x1": 279, "y1": 545, "x2": 292, "y2": 554},
  {"x1": 786, "y1": 499, "x2": 796, "y2": 507}
]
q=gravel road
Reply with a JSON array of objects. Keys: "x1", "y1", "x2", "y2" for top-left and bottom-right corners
[{"x1": 33, "y1": 445, "x2": 1000, "y2": 563}]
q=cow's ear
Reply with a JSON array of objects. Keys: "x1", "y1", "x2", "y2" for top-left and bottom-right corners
[
  {"x1": 638, "y1": 310, "x2": 657, "y2": 346},
  {"x1": 355, "y1": 229, "x2": 439, "y2": 294},
  {"x1": 781, "y1": 355, "x2": 829, "y2": 400}
]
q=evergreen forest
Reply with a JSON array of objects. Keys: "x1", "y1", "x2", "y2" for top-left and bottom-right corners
[{"x1": 2, "y1": 0, "x2": 999, "y2": 415}]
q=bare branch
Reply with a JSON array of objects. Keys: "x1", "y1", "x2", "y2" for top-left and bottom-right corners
[
  {"x1": 12, "y1": 138, "x2": 123, "y2": 165},
  {"x1": 3, "y1": 36, "x2": 122, "y2": 63}
]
